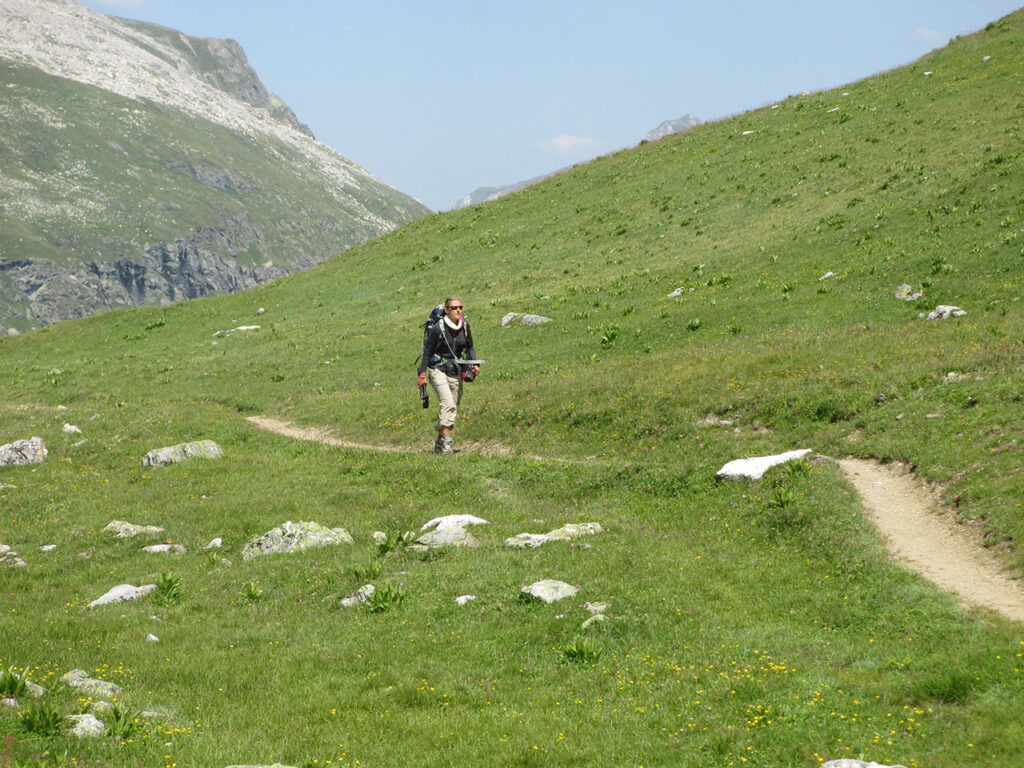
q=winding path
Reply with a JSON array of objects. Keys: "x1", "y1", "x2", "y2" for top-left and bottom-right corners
[{"x1": 247, "y1": 416, "x2": 1024, "y2": 624}]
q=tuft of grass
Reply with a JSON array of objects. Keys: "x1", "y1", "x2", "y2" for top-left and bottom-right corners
[
  {"x1": 17, "y1": 700, "x2": 63, "y2": 737},
  {"x1": 562, "y1": 636, "x2": 604, "y2": 664}
]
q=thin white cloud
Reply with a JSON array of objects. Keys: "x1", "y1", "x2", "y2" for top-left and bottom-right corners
[
  {"x1": 911, "y1": 25, "x2": 949, "y2": 47},
  {"x1": 535, "y1": 134, "x2": 600, "y2": 155}
]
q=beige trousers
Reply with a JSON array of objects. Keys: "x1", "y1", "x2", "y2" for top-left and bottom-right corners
[{"x1": 428, "y1": 367, "x2": 463, "y2": 430}]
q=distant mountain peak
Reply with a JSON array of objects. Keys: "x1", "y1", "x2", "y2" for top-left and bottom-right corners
[{"x1": 644, "y1": 114, "x2": 701, "y2": 142}]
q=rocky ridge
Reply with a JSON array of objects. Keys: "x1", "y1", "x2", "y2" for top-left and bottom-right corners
[{"x1": 0, "y1": 0, "x2": 430, "y2": 329}]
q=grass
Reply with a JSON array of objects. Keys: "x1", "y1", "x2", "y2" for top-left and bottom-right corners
[{"x1": 1, "y1": 9, "x2": 1023, "y2": 768}]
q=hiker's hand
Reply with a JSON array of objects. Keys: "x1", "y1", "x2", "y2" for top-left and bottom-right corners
[
  {"x1": 417, "y1": 372, "x2": 427, "y2": 387},
  {"x1": 471, "y1": 365, "x2": 480, "y2": 378}
]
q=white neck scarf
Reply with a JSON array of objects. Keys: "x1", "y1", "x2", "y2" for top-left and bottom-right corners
[{"x1": 444, "y1": 315, "x2": 464, "y2": 331}]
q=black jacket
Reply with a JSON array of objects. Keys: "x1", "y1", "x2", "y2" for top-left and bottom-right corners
[{"x1": 418, "y1": 319, "x2": 477, "y2": 376}]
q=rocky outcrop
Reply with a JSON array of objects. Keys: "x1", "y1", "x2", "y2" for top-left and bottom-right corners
[
  {"x1": 645, "y1": 114, "x2": 701, "y2": 142},
  {"x1": 241, "y1": 521, "x2": 354, "y2": 561},
  {"x1": 142, "y1": 440, "x2": 224, "y2": 468},
  {"x1": 0, "y1": 437, "x2": 47, "y2": 466},
  {"x1": 0, "y1": 0, "x2": 430, "y2": 330}
]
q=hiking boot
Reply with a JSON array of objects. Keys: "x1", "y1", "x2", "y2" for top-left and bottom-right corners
[
  {"x1": 433, "y1": 435, "x2": 446, "y2": 454},
  {"x1": 439, "y1": 435, "x2": 454, "y2": 455}
]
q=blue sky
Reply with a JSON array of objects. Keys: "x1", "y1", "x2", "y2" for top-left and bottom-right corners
[{"x1": 80, "y1": 1, "x2": 1021, "y2": 211}]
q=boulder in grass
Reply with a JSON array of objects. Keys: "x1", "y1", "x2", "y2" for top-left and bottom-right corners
[
  {"x1": 715, "y1": 449, "x2": 811, "y2": 481},
  {"x1": 923, "y1": 305, "x2": 966, "y2": 320},
  {"x1": 520, "y1": 579, "x2": 578, "y2": 604},
  {"x1": 504, "y1": 522, "x2": 603, "y2": 549},
  {"x1": 142, "y1": 440, "x2": 224, "y2": 468},
  {"x1": 104, "y1": 520, "x2": 165, "y2": 539},
  {"x1": 67, "y1": 713, "x2": 105, "y2": 738},
  {"x1": 141, "y1": 544, "x2": 187, "y2": 555},
  {"x1": 61, "y1": 669, "x2": 122, "y2": 698},
  {"x1": 0, "y1": 437, "x2": 47, "y2": 466},
  {"x1": 420, "y1": 514, "x2": 489, "y2": 532},
  {"x1": 501, "y1": 312, "x2": 552, "y2": 328},
  {"x1": 241, "y1": 520, "x2": 354, "y2": 561},
  {"x1": 406, "y1": 526, "x2": 480, "y2": 552},
  {"x1": 88, "y1": 583, "x2": 156, "y2": 608}
]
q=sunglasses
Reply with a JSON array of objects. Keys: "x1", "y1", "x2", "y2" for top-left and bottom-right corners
[{"x1": 447, "y1": 305, "x2": 463, "y2": 310}]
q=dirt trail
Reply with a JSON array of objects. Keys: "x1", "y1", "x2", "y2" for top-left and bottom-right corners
[
  {"x1": 246, "y1": 415, "x2": 1024, "y2": 624},
  {"x1": 840, "y1": 458, "x2": 1024, "y2": 624}
]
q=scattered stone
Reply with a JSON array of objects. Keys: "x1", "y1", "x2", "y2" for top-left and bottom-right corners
[
  {"x1": 340, "y1": 584, "x2": 375, "y2": 609},
  {"x1": 370, "y1": 531, "x2": 388, "y2": 544},
  {"x1": 25, "y1": 681, "x2": 46, "y2": 698},
  {"x1": 520, "y1": 579, "x2": 578, "y2": 604},
  {"x1": 203, "y1": 537, "x2": 223, "y2": 549},
  {"x1": 142, "y1": 544, "x2": 187, "y2": 555},
  {"x1": 147, "y1": 633, "x2": 160, "y2": 643},
  {"x1": 895, "y1": 283, "x2": 923, "y2": 301},
  {"x1": 63, "y1": 423, "x2": 82, "y2": 434},
  {"x1": 501, "y1": 312, "x2": 552, "y2": 328},
  {"x1": 822, "y1": 761, "x2": 908, "y2": 768},
  {"x1": 89, "y1": 583, "x2": 157, "y2": 608},
  {"x1": 67, "y1": 713, "x2": 105, "y2": 738},
  {"x1": 91, "y1": 700, "x2": 113, "y2": 714},
  {"x1": 142, "y1": 439, "x2": 224, "y2": 468},
  {"x1": 582, "y1": 613, "x2": 608, "y2": 630},
  {"x1": 61, "y1": 669, "x2": 122, "y2": 698},
  {"x1": 716, "y1": 449, "x2": 811, "y2": 481},
  {"x1": 0, "y1": 437, "x2": 47, "y2": 466},
  {"x1": 39, "y1": 544, "x2": 57, "y2": 552},
  {"x1": 241, "y1": 520, "x2": 354, "y2": 561},
  {"x1": 0, "y1": 543, "x2": 27, "y2": 567},
  {"x1": 104, "y1": 520, "x2": 166, "y2": 539},
  {"x1": 584, "y1": 601, "x2": 609, "y2": 615},
  {"x1": 668, "y1": 287, "x2": 684, "y2": 298},
  {"x1": 923, "y1": 305, "x2": 966, "y2": 320},
  {"x1": 818, "y1": 271, "x2": 836, "y2": 281},
  {"x1": 504, "y1": 522, "x2": 603, "y2": 549},
  {"x1": 407, "y1": 526, "x2": 480, "y2": 552},
  {"x1": 420, "y1": 514, "x2": 489, "y2": 532},
  {"x1": 213, "y1": 325, "x2": 261, "y2": 337},
  {"x1": 455, "y1": 595, "x2": 477, "y2": 606},
  {"x1": 226, "y1": 764, "x2": 297, "y2": 768}
]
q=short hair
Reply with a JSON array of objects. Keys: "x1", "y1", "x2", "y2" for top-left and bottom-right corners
[{"x1": 444, "y1": 296, "x2": 462, "y2": 309}]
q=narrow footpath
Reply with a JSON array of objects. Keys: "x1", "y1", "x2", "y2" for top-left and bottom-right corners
[{"x1": 248, "y1": 415, "x2": 1024, "y2": 624}]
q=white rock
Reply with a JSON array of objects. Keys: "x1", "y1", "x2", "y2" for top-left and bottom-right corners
[
  {"x1": 203, "y1": 537, "x2": 223, "y2": 549},
  {"x1": 668, "y1": 287, "x2": 684, "y2": 298},
  {"x1": 455, "y1": 595, "x2": 477, "y2": 606},
  {"x1": 925, "y1": 305, "x2": 966, "y2": 320},
  {"x1": 1, "y1": 698, "x2": 18, "y2": 709},
  {"x1": 39, "y1": 544, "x2": 57, "y2": 551},
  {"x1": 213, "y1": 325, "x2": 261, "y2": 337},
  {"x1": 141, "y1": 544, "x2": 187, "y2": 555},
  {"x1": 146, "y1": 633, "x2": 160, "y2": 643},
  {"x1": 520, "y1": 579, "x2": 578, "y2": 604},
  {"x1": 63, "y1": 423, "x2": 82, "y2": 434},
  {"x1": 501, "y1": 312, "x2": 552, "y2": 327},
  {"x1": 242, "y1": 520, "x2": 354, "y2": 561},
  {"x1": 505, "y1": 522, "x2": 603, "y2": 549},
  {"x1": 104, "y1": 520, "x2": 165, "y2": 538},
  {"x1": 67, "y1": 713, "x2": 105, "y2": 738},
  {"x1": 61, "y1": 669, "x2": 121, "y2": 697},
  {"x1": 89, "y1": 583, "x2": 157, "y2": 608},
  {"x1": 0, "y1": 437, "x2": 47, "y2": 466},
  {"x1": 420, "y1": 514, "x2": 489, "y2": 532},
  {"x1": 407, "y1": 526, "x2": 480, "y2": 552},
  {"x1": 370, "y1": 531, "x2": 388, "y2": 544},
  {"x1": 340, "y1": 584, "x2": 376, "y2": 609},
  {"x1": 716, "y1": 449, "x2": 812, "y2": 481},
  {"x1": 817, "y1": 271, "x2": 836, "y2": 282}
]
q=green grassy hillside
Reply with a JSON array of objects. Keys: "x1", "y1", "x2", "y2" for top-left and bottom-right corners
[{"x1": 1, "y1": 11, "x2": 1022, "y2": 768}]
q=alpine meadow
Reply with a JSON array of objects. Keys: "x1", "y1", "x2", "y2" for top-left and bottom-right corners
[{"x1": 2, "y1": 10, "x2": 1024, "y2": 768}]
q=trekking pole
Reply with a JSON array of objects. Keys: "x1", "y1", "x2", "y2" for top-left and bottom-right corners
[{"x1": 420, "y1": 383, "x2": 429, "y2": 409}]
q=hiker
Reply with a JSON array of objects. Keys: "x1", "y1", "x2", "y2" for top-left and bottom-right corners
[{"x1": 417, "y1": 296, "x2": 480, "y2": 454}]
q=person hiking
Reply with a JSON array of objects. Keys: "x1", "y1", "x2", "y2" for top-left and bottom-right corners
[{"x1": 417, "y1": 296, "x2": 480, "y2": 454}]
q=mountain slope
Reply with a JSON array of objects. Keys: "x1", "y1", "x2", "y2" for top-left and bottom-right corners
[
  {"x1": 0, "y1": 0, "x2": 429, "y2": 330},
  {"x1": 1, "y1": 9, "x2": 1023, "y2": 768}
]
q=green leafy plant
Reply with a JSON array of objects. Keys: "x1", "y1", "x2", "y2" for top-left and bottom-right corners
[
  {"x1": 154, "y1": 572, "x2": 182, "y2": 606},
  {"x1": 17, "y1": 700, "x2": 63, "y2": 737},
  {"x1": 242, "y1": 579, "x2": 264, "y2": 604},
  {"x1": 0, "y1": 667, "x2": 29, "y2": 698},
  {"x1": 563, "y1": 637, "x2": 604, "y2": 664},
  {"x1": 350, "y1": 560, "x2": 383, "y2": 583},
  {"x1": 375, "y1": 530, "x2": 415, "y2": 557},
  {"x1": 367, "y1": 582, "x2": 405, "y2": 613},
  {"x1": 104, "y1": 704, "x2": 143, "y2": 741}
]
